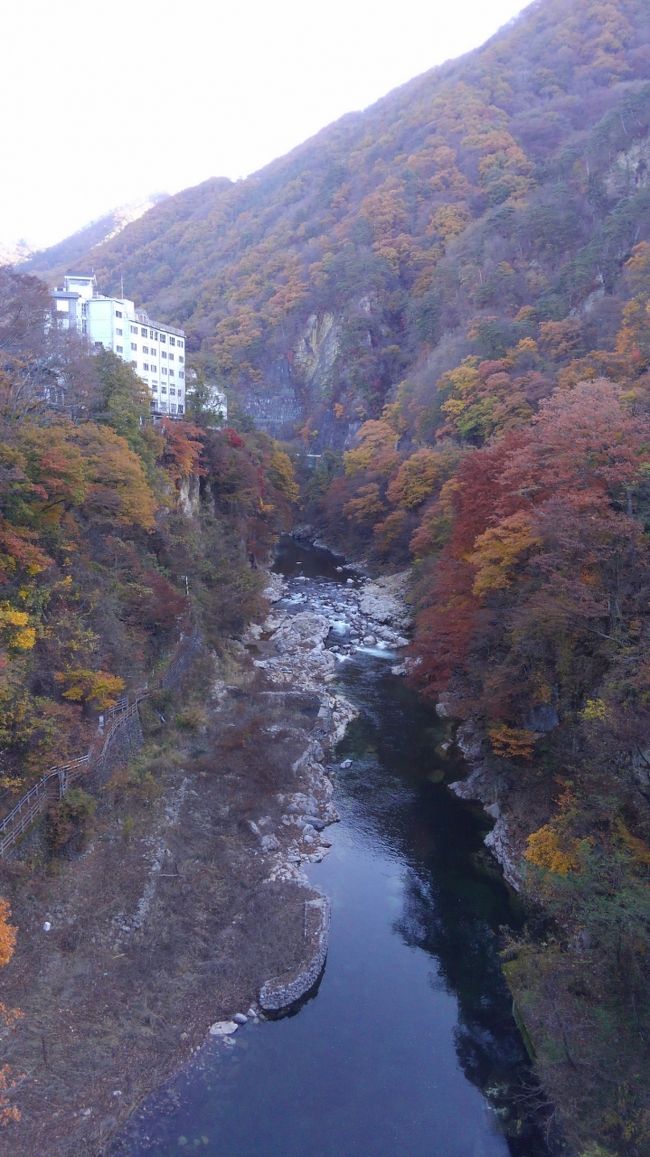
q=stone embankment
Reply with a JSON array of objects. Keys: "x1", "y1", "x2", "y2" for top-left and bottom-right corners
[{"x1": 258, "y1": 894, "x2": 331, "y2": 1013}]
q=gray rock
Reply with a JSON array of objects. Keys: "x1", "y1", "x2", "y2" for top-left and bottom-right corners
[
  {"x1": 209, "y1": 1021, "x2": 239, "y2": 1037},
  {"x1": 358, "y1": 571, "x2": 412, "y2": 627},
  {"x1": 303, "y1": 814, "x2": 326, "y2": 831},
  {"x1": 287, "y1": 792, "x2": 319, "y2": 815},
  {"x1": 233, "y1": 1013, "x2": 248, "y2": 1025},
  {"x1": 340, "y1": 758, "x2": 352, "y2": 769},
  {"x1": 260, "y1": 834, "x2": 280, "y2": 853}
]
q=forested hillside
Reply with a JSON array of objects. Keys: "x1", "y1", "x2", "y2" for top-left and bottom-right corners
[
  {"x1": 17, "y1": 1, "x2": 650, "y2": 1152},
  {"x1": 28, "y1": 0, "x2": 650, "y2": 440},
  {"x1": 0, "y1": 268, "x2": 297, "y2": 790}
]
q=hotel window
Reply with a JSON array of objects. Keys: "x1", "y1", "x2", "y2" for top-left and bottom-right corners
[
  {"x1": 131, "y1": 342, "x2": 137, "y2": 351},
  {"x1": 142, "y1": 345, "x2": 149, "y2": 354},
  {"x1": 143, "y1": 363, "x2": 149, "y2": 372},
  {"x1": 160, "y1": 334, "x2": 166, "y2": 343},
  {"x1": 161, "y1": 386, "x2": 167, "y2": 394},
  {"x1": 178, "y1": 404, "x2": 184, "y2": 414},
  {"x1": 179, "y1": 370, "x2": 184, "y2": 379},
  {"x1": 161, "y1": 350, "x2": 167, "y2": 359},
  {"x1": 169, "y1": 369, "x2": 174, "y2": 377},
  {"x1": 170, "y1": 404, "x2": 177, "y2": 414},
  {"x1": 130, "y1": 324, "x2": 137, "y2": 334},
  {"x1": 178, "y1": 339, "x2": 184, "y2": 348},
  {"x1": 116, "y1": 344, "x2": 123, "y2": 353},
  {"x1": 170, "y1": 387, "x2": 176, "y2": 395},
  {"x1": 169, "y1": 336, "x2": 176, "y2": 346},
  {"x1": 168, "y1": 352, "x2": 174, "y2": 361},
  {"x1": 141, "y1": 327, "x2": 147, "y2": 337},
  {"x1": 179, "y1": 355, "x2": 184, "y2": 363},
  {"x1": 115, "y1": 309, "x2": 123, "y2": 318},
  {"x1": 153, "y1": 331, "x2": 158, "y2": 340},
  {"x1": 115, "y1": 327, "x2": 123, "y2": 335}
]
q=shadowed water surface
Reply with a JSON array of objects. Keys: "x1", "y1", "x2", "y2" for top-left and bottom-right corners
[{"x1": 114, "y1": 538, "x2": 548, "y2": 1157}]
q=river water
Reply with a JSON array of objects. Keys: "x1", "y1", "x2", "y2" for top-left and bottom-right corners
[{"x1": 115, "y1": 538, "x2": 548, "y2": 1157}]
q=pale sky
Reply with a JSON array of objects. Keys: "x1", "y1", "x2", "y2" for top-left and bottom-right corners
[{"x1": 1, "y1": 0, "x2": 529, "y2": 250}]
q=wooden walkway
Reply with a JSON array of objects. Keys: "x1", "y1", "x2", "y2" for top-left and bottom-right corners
[{"x1": 0, "y1": 691, "x2": 148, "y2": 859}]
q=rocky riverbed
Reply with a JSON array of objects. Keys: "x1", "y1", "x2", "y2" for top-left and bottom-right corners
[
  {"x1": 0, "y1": 547, "x2": 415, "y2": 1156},
  {"x1": 111, "y1": 537, "x2": 549, "y2": 1157}
]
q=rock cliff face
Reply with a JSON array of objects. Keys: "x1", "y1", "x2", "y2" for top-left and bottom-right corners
[
  {"x1": 449, "y1": 752, "x2": 525, "y2": 891},
  {"x1": 604, "y1": 138, "x2": 650, "y2": 198},
  {"x1": 293, "y1": 312, "x2": 341, "y2": 392},
  {"x1": 239, "y1": 310, "x2": 349, "y2": 442},
  {"x1": 241, "y1": 384, "x2": 302, "y2": 439}
]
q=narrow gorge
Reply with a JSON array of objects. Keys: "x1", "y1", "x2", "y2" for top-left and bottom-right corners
[{"x1": 110, "y1": 535, "x2": 550, "y2": 1157}]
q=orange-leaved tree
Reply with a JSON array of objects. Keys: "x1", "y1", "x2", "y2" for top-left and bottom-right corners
[{"x1": 0, "y1": 898, "x2": 20, "y2": 1126}]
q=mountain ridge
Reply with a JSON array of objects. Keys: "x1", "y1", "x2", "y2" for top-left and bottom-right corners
[
  {"x1": 30, "y1": 0, "x2": 650, "y2": 442},
  {"x1": 18, "y1": 193, "x2": 171, "y2": 285}
]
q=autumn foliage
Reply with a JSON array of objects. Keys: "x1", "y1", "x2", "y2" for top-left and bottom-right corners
[
  {"x1": 0, "y1": 899, "x2": 20, "y2": 1127},
  {"x1": 0, "y1": 274, "x2": 298, "y2": 787},
  {"x1": 0, "y1": 900, "x2": 16, "y2": 969}
]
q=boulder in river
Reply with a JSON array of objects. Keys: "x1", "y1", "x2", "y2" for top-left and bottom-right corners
[{"x1": 209, "y1": 1021, "x2": 239, "y2": 1037}]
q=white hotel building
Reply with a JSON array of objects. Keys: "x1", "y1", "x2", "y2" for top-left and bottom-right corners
[{"x1": 52, "y1": 274, "x2": 186, "y2": 416}]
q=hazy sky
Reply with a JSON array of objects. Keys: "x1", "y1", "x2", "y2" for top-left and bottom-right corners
[{"x1": 2, "y1": 0, "x2": 529, "y2": 250}]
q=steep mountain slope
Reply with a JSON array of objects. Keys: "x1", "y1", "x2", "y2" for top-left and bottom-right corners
[
  {"x1": 10, "y1": 3, "x2": 650, "y2": 1151},
  {"x1": 53, "y1": 0, "x2": 650, "y2": 440}
]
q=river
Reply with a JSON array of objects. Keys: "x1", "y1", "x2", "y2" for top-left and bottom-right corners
[{"x1": 114, "y1": 537, "x2": 549, "y2": 1156}]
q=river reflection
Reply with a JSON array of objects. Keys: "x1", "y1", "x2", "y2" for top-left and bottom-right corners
[{"x1": 112, "y1": 538, "x2": 548, "y2": 1157}]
